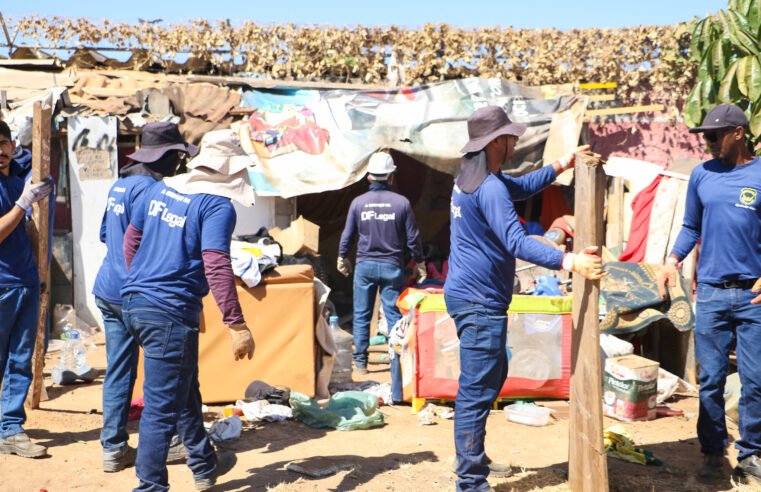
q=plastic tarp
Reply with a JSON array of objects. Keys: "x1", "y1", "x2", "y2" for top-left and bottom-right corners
[{"x1": 290, "y1": 391, "x2": 384, "y2": 431}]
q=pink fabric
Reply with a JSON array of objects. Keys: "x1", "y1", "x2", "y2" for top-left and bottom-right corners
[
  {"x1": 202, "y1": 249, "x2": 245, "y2": 325},
  {"x1": 619, "y1": 174, "x2": 663, "y2": 262},
  {"x1": 123, "y1": 224, "x2": 142, "y2": 270}
]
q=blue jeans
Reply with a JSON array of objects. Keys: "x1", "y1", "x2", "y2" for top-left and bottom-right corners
[
  {"x1": 695, "y1": 283, "x2": 761, "y2": 460},
  {"x1": 96, "y1": 296, "x2": 139, "y2": 453},
  {"x1": 123, "y1": 293, "x2": 217, "y2": 492},
  {"x1": 352, "y1": 260, "x2": 403, "y2": 367},
  {"x1": 0, "y1": 285, "x2": 40, "y2": 439},
  {"x1": 446, "y1": 295, "x2": 508, "y2": 492}
]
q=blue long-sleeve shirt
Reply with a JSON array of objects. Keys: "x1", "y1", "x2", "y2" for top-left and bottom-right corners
[
  {"x1": 339, "y1": 182, "x2": 423, "y2": 267},
  {"x1": 445, "y1": 167, "x2": 563, "y2": 310},
  {"x1": 496, "y1": 165, "x2": 558, "y2": 201},
  {"x1": 670, "y1": 157, "x2": 761, "y2": 284}
]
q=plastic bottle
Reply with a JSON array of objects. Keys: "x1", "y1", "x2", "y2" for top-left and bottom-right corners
[
  {"x1": 329, "y1": 316, "x2": 353, "y2": 384},
  {"x1": 61, "y1": 329, "x2": 90, "y2": 374}
]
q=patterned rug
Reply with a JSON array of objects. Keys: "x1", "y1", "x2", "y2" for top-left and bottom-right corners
[{"x1": 599, "y1": 261, "x2": 694, "y2": 334}]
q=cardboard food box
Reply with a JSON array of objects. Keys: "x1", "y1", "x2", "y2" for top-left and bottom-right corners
[
  {"x1": 603, "y1": 354, "x2": 659, "y2": 422},
  {"x1": 269, "y1": 215, "x2": 320, "y2": 255}
]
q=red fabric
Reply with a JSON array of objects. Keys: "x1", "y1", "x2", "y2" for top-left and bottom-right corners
[
  {"x1": 128, "y1": 397, "x2": 144, "y2": 421},
  {"x1": 540, "y1": 185, "x2": 573, "y2": 231},
  {"x1": 619, "y1": 174, "x2": 664, "y2": 262},
  {"x1": 549, "y1": 216, "x2": 574, "y2": 238}
]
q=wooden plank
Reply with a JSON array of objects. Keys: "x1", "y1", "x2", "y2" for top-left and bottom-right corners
[
  {"x1": 587, "y1": 94, "x2": 617, "y2": 102},
  {"x1": 605, "y1": 177, "x2": 624, "y2": 250},
  {"x1": 584, "y1": 104, "x2": 664, "y2": 119},
  {"x1": 26, "y1": 101, "x2": 52, "y2": 409},
  {"x1": 569, "y1": 156, "x2": 609, "y2": 491}
]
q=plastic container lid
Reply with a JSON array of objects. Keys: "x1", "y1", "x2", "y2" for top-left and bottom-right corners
[{"x1": 504, "y1": 403, "x2": 552, "y2": 427}]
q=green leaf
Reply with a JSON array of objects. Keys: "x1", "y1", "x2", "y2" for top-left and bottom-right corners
[
  {"x1": 738, "y1": 55, "x2": 750, "y2": 95},
  {"x1": 712, "y1": 36, "x2": 730, "y2": 79},
  {"x1": 719, "y1": 58, "x2": 742, "y2": 101},
  {"x1": 729, "y1": 9, "x2": 761, "y2": 54},
  {"x1": 749, "y1": 102, "x2": 761, "y2": 138},
  {"x1": 702, "y1": 76, "x2": 717, "y2": 107},
  {"x1": 747, "y1": 0, "x2": 761, "y2": 32},
  {"x1": 684, "y1": 82, "x2": 704, "y2": 128},
  {"x1": 719, "y1": 10, "x2": 757, "y2": 56},
  {"x1": 731, "y1": 0, "x2": 753, "y2": 17},
  {"x1": 746, "y1": 56, "x2": 761, "y2": 100},
  {"x1": 699, "y1": 46, "x2": 715, "y2": 80}
]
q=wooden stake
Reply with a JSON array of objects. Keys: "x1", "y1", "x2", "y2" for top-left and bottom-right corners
[
  {"x1": 569, "y1": 156, "x2": 609, "y2": 491},
  {"x1": 605, "y1": 177, "x2": 624, "y2": 251},
  {"x1": 26, "y1": 101, "x2": 52, "y2": 409}
]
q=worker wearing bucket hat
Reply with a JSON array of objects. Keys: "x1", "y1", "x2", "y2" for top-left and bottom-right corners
[
  {"x1": 93, "y1": 121, "x2": 198, "y2": 472},
  {"x1": 445, "y1": 106, "x2": 604, "y2": 492},
  {"x1": 120, "y1": 129, "x2": 255, "y2": 491},
  {"x1": 658, "y1": 104, "x2": 761, "y2": 485},
  {"x1": 338, "y1": 151, "x2": 425, "y2": 390}
]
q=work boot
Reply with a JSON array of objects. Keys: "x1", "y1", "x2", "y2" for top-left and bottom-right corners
[
  {"x1": 697, "y1": 454, "x2": 725, "y2": 483},
  {"x1": 103, "y1": 444, "x2": 136, "y2": 472},
  {"x1": 733, "y1": 455, "x2": 761, "y2": 486},
  {"x1": 354, "y1": 366, "x2": 369, "y2": 376},
  {"x1": 0, "y1": 432, "x2": 47, "y2": 458},
  {"x1": 194, "y1": 451, "x2": 237, "y2": 491},
  {"x1": 452, "y1": 455, "x2": 513, "y2": 478},
  {"x1": 166, "y1": 435, "x2": 188, "y2": 464}
]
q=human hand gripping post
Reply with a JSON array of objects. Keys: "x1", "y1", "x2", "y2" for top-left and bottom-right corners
[
  {"x1": 563, "y1": 245, "x2": 607, "y2": 281},
  {"x1": 15, "y1": 176, "x2": 53, "y2": 212},
  {"x1": 553, "y1": 145, "x2": 593, "y2": 174},
  {"x1": 229, "y1": 322, "x2": 255, "y2": 361}
]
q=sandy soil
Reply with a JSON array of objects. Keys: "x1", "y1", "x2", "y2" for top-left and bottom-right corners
[{"x1": 1, "y1": 333, "x2": 754, "y2": 492}]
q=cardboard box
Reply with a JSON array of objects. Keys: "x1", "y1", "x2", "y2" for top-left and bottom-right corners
[
  {"x1": 269, "y1": 215, "x2": 320, "y2": 255},
  {"x1": 603, "y1": 354, "x2": 659, "y2": 422}
]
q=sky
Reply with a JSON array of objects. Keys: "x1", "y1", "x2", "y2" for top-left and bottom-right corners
[{"x1": 2, "y1": 1, "x2": 729, "y2": 30}]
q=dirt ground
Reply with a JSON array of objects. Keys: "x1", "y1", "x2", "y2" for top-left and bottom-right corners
[{"x1": 2, "y1": 332, "x2": 756, "y2": 492}]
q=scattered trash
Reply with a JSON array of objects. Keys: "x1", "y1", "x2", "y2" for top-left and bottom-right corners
[
  {"x1": 285, "y1": 461, "x2": 354, "y2": 479},
  {"x1": 504, "y1": 402, "x2": 552, "y2": 427},
  {"x1": 235, "y1": 399, "x2": 293, "y2": 422},
  {"x1": 657, "y1": 368, "x2": 697, "y2": 403},
  {"x1": 369, "y1": 335, "x2": 387, "y2": 346},
  {"x1": 244, "y1": 380, "x2": 291, "y2": 406},
  {"x1": 128, "y1": 398, "x2": 144, "y2": 421},
  {"x1": 603, "y1": 355, "x2": 659, "y2": 422},
  {"x1": 290, "y1": 391, "x2": 384, "y2": 431},
  {"x1": 435, "y1": 406, "x2": 454, "y2": 420},
  {"x1": 359, "y1": 381, "x2": 393, "y2": 406},
  {"x1": 604, "y1": 425, "x2": 663, "y2": 465},
  {"x1": 206, "y1": 415, "x2": 242, "y2": 442},
  {"x1": 417, "y1": 404, "x2": 436, "y2": 426},
  {"x1": 223, "y1": 406, "x2": 244, "y2": 418}
]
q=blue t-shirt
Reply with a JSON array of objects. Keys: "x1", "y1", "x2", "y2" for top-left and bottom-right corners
[
  {"x1": 338, "y1": 183, "x2": 423, "y2": 267},
  {"x1": 445, "y1": 168, "x2": 564, "y2": 310},
  {"x1": 92, "y1": 175, "x2": 156, "y2": 304},
  {"x1": 0, "y1": 161, "x2": 38, "y2": 288},
  {"x1": 121, "y1": 182, "x2": 237, "y2": 324},
  {"x1": 671, "y1": 157, "x2": 761, "y2": 284}
]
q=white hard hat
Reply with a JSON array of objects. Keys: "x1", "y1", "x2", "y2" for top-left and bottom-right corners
[{"x1": 367, "y1": 152, "x2": 396, "y2": 179}]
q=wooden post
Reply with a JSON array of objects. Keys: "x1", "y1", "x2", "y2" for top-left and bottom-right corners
[
  {"x1": 26, "y1": 102, "x2": 52, "y2": 409},
  {"x1": 569, "y1": 157, "x2": 609, "y2": 491},
  {"x1": 605, "y1": 177, "x2": 624, "y2": 251}
]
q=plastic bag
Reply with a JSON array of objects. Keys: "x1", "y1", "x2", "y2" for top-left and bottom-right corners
[{"x1": 289, "y1": 391, "x2": 384, "y2": 431}]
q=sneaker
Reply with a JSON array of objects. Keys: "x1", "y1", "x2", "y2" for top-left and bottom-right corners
[
  {"x1": 103, "y1": 445, "x2": 136, "y2": 472},
  {"x1": 697, "y1": 454, "x2": 725, "y2": 483},
  {"x1": 0, "y1": 432, "x2": 47, "y2": 459},
  {"x1": 166, "y1": 436, "x2": 188, "y2": 464},
  {"x1": 734, "y1": 455, "x2": 761, "y2": 485},
  {"x1": 451, "y1": 455, "x2": 513, "y2": 478},
  {"x1": 354, "y1": 366, "x2": 369, "y2": 376},
  {"x1": 194, "y1": 451, "x2": 237, "y2": 491}
]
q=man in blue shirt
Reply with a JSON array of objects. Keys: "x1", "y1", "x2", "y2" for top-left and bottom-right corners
[
  {"x1": 658, "y1": 104, "x2": 761, "y2": 485},
  {"x1": 0, "y1": 120, "x2": 52, "y2": 459},
  {"x1": 338, "y1": 151, "x2": 426, "y2": 385},
  {"x1": 121, "y1": 130, "x2": 255, "y2": 491},
  {"x1": 93, "y1": 122, "x2": 198, "y2": 472},
  {"x1": 445, "y1": 106, "x2": 605, "y2": 492}
]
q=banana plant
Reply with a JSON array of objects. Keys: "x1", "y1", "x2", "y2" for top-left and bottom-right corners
[{"x1": 685, "y1": 0, "x2": 761, "y2": 150}]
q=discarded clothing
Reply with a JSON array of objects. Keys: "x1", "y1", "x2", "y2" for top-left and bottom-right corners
[
  {"x1": 604, "y1": 425, "x2": 663, "y2": 465},
  {"x1": 206, "y1": 415, "x2": 242, "y2": 442},
  {"x1": 235, "y1": 399, "x2": 292, "y2": 422}
]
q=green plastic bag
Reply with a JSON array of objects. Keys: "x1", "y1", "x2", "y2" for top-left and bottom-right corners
[{"x1": 290, "y1": 391, "x2": 385, "y2": 431}]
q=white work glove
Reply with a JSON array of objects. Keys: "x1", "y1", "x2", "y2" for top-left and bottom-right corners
[
  {"x1": 229, "y1": 323, "x2": 255, "y2": 361},
  {"x1": 15, "y1": 176, "x2": 53, "y2": 212},
  {"x1": 415, "y1": 261, "x2": 427, "y2": 284},
  {"x1": 337, "y1": 256, "x2": 352, "y2": 277},
  {"x1": 557, "y1": 144, "x2": 592, "y2": 171},
  {"x1": 563, "y1": 246, "x2": 607, "y2": 280}
]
